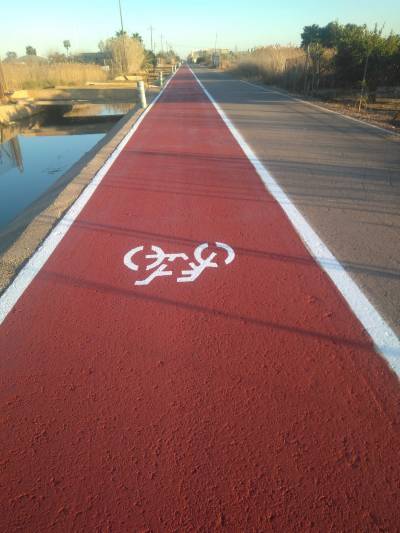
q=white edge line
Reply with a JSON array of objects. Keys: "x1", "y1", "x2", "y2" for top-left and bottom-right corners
[
  {"x1": 239, "y1": 79, "x2": 398, "y2": 136},
  {"x1": 0, "y1": 69, "x2": 178, "y2": 326},
  {"x1": 190, "y1": 66, "x2": 400, "y2": 376}
]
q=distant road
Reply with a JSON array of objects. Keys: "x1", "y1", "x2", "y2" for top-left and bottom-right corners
[
  {"x1": 194, "y1": 67, "x2": 400, "y2": 338},
  {"x1": 0, "y1": 67, "x2": 399, "y2": 532}
]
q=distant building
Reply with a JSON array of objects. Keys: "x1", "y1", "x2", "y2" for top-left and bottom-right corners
[{"x1": 189, "y1": 49, "x2": 230, "y2": 64}]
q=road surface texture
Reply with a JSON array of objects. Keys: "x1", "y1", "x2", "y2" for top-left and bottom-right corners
[
  {"x1": 195, "y1": 67, "x2": 400, "y2": 339},
  {"x1": 1, "y1": 67, "x2": 399, "y2": 532}
]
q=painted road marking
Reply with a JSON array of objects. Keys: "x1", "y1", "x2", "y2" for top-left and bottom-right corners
[
  {"x1": 191, "y1": 67, "x2": 400, "y2": 375},
  {"x1": 124, "y1": 242, "x2": 235, "y2": 286}
]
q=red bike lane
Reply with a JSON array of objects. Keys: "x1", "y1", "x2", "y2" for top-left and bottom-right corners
[{"x1": 1, "y1": 67, "x2": 399, "y2": 532}]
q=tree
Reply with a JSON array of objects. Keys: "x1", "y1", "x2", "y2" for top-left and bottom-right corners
[
  {"x1": 6, "y1": 51, "x2": 17, "y2": 61},
  {"x1": 63, "y1": 40, "x2": 71, "y2": 57},
  {"x1": 335, "y1": 25, "x2": 382, "y2": 85},
  {"x1": 301, "y1": 22, "x2": 344, "y2": 49},
  {"x1": 103, "y1": 34, "x2": 145, "y2": 75},
  {"x1": 143, "y1": 49, "x2": 157, "y2": 69},
  {"x1": 298, "y1": 21, "x2": 400, "y2": 96},
  {"x1": 357, "y1": 25, "x2": 384, "y2": 109},
  {"x1": 301, "y1": 25, "x2": 322, "y2": 48},
  {"x1": 319, "y1": 21, "x2": 342, "y2": 48},
  {"x1": 25, "y1": 46, "x2": 37, "y2": 56},
  {"x1": 157, "y1": 49, "x2": 179, "y2": 66},
  {"x1": 132, "y1": 33, "x2": 143, "y2": 44},
  {"x1": 381, "y1": 33, "x2": 400, "y2": 86}
]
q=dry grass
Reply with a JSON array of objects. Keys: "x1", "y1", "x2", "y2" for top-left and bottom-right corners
[
  {"x1": 230, "y1": 46, "x2": 306, "y2": 90},
  {"x1": 3, "y1": 63, "x2": 108, "y2": 91}
]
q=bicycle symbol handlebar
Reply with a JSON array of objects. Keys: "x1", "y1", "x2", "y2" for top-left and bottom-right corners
[{"x1": 124, "y1": 242, "x2": 235, "y2": 286}]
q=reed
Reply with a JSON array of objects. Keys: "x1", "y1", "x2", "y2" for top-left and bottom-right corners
[
  {"x1": 3, "y1": 62, "x2": 108, "y2": 91},
  {"x1": 230, "y1": 46, "x2": 306, "y2": 90}
]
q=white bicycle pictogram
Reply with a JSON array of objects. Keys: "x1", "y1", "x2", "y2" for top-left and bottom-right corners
[{"x1": 124, "y1": 242, "x2": 235, "y2": 286}]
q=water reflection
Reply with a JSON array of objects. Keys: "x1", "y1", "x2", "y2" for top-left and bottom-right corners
[
  {"x1": 66, "y1": 103, "x2": 134, "y2": 117},
  {"x1": 0, "y1": 111, "x2": 121, "y2": 240},
  {"x1": 0, "y1": 135, "x2": 23, "y2": 176}
]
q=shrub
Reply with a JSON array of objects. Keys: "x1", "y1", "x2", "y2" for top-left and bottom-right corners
[{"x1": 102, "y1": 35, "x2": 145, "y2": 76}]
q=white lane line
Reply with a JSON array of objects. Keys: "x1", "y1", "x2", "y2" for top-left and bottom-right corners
[
  {"x1": 239, "y1": 78, "x2": 398, "y2": 136},
  {"x1": 191, "y1": 67, "x2": 400, "y2": 376},
  {"x1": 0, "y1": 70, "x2": 179, "y2": 326}
]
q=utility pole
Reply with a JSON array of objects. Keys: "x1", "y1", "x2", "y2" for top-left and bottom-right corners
[
  {"x1": 160, "y1": 34, "x2": 164, "y2": 53},
  {"x1": 148, "y1": 25, "x2": 154, "y2": 53},
  {"x1": 213, "y1": 33, "x2": 218, "y2": 68},
  {"x1": 118, "y1": 0, "x2": 127, "y2": 75},
  {"x1": 118, "y1": 0, "x2": 125, "y2": 34}
]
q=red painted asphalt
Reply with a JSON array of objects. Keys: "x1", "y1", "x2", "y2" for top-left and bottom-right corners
[{"x1": 1, "y1": 68, "x2": 399, "y2": 532}]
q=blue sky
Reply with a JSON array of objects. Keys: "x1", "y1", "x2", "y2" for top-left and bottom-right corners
[{"x1": 1, "y1": 0, "x2": 400, "y2": 58}]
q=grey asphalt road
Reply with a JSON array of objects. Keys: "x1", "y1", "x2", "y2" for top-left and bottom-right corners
[{"x1": 194, "y1": 67, "x2": 400, "y2": 339}]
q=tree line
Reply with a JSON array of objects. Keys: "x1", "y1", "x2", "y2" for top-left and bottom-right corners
[
  {"x1": 4, "y1": 32, "x2": 179, "y2": 75},
  {"x1": 300, "y1": 21, "x2": 400, "y2": 97}
]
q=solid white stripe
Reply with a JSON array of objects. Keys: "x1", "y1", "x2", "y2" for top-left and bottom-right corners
[
  {"x1": 191, "y1": 67, "x2": 400, "y2": 376},
  {"x1": 0, "y1": 70, "x2": 178, "y2": 326}
]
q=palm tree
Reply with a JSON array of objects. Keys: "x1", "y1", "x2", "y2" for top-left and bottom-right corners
[
  {"x1": 63, "y1": 40, "x2": 71, "y2": 58},
  {"x1": 132, "y1": 33, "x2": 143, "y2": 44}
]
